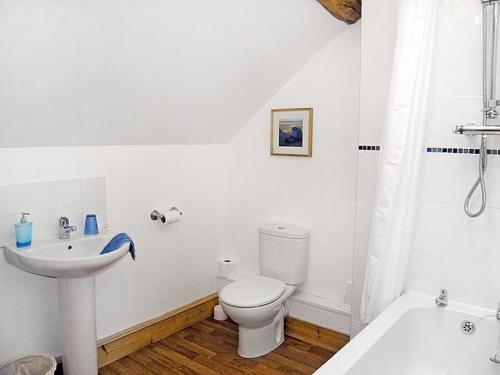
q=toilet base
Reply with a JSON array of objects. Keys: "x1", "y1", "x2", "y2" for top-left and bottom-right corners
[{"x1": 237, "y1": 305, "x2": 285, "y2": 358}]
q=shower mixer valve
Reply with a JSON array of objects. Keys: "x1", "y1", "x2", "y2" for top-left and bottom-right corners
[{"x1": 452, "y1": 0, "x2": 500, "y2": 217}]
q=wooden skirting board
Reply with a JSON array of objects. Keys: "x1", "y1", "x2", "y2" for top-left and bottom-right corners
[
  {"x1": 285, "y1": 316, "x2": 349, "y2": 353},
  {"x1": 96, "y1": 293, "x2": 349, "y2": 368},
  {"x1": 97, "y1": 293, "x2": 219, "y2": 368}
]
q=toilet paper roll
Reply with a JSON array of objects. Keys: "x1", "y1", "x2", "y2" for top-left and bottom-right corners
[
  {"x1": 163, "y1": 209, "x2": 182, "y2": 225},
  {"x1": 218, "y1": 258, "x2": 237, "y2": 278},
  {"x1": 213, "y1": 304, "x2": 228, "y2": 321}
]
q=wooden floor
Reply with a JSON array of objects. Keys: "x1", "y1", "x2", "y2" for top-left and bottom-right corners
[{"x1": 99, "y1": 317, "x2": 335, "y2": 374}]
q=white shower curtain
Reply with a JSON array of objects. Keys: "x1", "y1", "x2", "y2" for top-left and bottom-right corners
[{"x1": 360, "y1": 0, "x2": 438, "y2": 323}]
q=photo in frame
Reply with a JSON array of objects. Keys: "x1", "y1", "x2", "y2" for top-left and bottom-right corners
[{"x1": 270, "y1": 108, "x2": 313, "y2": 157}]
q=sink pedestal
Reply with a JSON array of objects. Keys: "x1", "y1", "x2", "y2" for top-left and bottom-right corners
[
  {"x1": 3, "y1": 230, "x2": 130, "y2": 375},
  {"x1": 58, "y1": 277, "x2": 98, "y2": 375}
]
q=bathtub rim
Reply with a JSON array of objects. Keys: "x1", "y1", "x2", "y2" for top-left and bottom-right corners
[{"x1": 315, "y1": 292, "x2": 496, "y2": 374}]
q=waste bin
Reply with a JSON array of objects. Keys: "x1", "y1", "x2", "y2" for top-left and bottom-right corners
[{"x1": 0, "y1": 355, "x2": 56, "y2": 375}]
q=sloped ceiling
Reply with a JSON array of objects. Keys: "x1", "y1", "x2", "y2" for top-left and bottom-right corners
[{"x1": 0, "y1": 0, "x2": 346, "y2": 147}]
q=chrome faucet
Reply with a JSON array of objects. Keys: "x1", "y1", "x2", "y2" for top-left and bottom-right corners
[
  {"x1": 491, "y1": 303, "x2": 500, "y2": 364},
  {"x1": 58, "y1": 217, "x2": 77, "y2": 240},
  {"x1": 435, "y1": 289, "x2": 448, "y2": 307}
]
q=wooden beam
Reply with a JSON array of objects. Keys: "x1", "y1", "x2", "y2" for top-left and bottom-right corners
[
  {"x1": 317, "y1": 0, "x2": 361, "y2": 25},
  {"x1": 285, "y1": 316, "x2": 350, "y2": 352}
]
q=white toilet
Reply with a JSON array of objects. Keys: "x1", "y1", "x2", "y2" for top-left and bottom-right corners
[{"x1": 219, "y1": 222, "x2": 310, "y2": 358}]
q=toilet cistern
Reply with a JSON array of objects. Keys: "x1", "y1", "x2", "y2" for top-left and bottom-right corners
[{"x1": 218, "y1": 222, "x2": 310, "y2": 358}]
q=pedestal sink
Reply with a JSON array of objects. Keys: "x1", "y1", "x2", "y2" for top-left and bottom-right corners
[{"x1": 4, "y1": 230, "x2": 130, "y2": 375}]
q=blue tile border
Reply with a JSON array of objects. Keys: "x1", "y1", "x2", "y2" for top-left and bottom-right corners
[
  {"x1": 358, "y1": 145, "x2": 500, "y2": 155},
  {"x1": 426, "y1": 147, "x2": 500, "y2": 155},
  {"x1": 358, "y1": 145, "x2": 381, "y2": 151}
]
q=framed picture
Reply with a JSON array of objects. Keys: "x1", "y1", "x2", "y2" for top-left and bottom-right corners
[{"x1": 270, "y1": 108, "x2": 313, "y2": 157}]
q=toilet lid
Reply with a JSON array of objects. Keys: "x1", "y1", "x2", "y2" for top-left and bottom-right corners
[{"x1": 220, "y1": 276, "x2": 286, "y2": 308}]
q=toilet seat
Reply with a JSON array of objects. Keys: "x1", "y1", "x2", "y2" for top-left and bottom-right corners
[{"x1": 220, "y1": 276, "x2": 285, "y2": 308}]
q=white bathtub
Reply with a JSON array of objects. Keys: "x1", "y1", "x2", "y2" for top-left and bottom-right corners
[{"x1": 316, "y1": 293, "x2": 500, "y2": 374}]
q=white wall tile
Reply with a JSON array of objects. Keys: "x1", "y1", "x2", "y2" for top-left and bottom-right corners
[
  {"x1": 81, "y1": 177, "x2": 106, "y2": 206},
  {"x1": 353, "y1": 193, "x2": 374, "y2": 282},
  {"x1": 55, "y1": 179, "x2": 82, "y2": 208},
  {"x1": 436, "y1": 0, "x2": 482, "y2": 47},
  {"x1": 26, "y1": 182, "x2": 56, "y2": 212},
  {"x1": 421, "y1": 154, "x2": 500, "y2": 208},
  {"x1": 416, "y1": 200, "x2": 500, "y2": 262},
  {"x1": 425, "y1": 96, "x2": 483, "y2": 147},
  {"x1": 360, "y1": 51, "x2": 394, "y2": 101},
  {"x1": 356, "y1": 152, "x2": 380, "y2": 195},
  {"x1": 361, "y1": 0, "x2": 399, "y2": 54},
  {"x1": 432, "y1": 43, "x2": 482, "y2": 98},
  {"x1": 359, "y1": 99, "x2": 387, "y2": 145},
  {"x1": 407, "y1": 249, "x2": 500, "y2": 311},
  {"x1": 30, "y1": 210, "x2": 59, "y2": 242},
  {"x1": 421, "y1": 152, "x2": 477, "y2": 205},
  {"x1": 0, "y1": 178, "x2": 107, "y2": 246}
]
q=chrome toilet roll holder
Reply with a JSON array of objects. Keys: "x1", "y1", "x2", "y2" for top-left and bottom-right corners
[{"x1": 150, "y1": 207, "x2": 183, "y2": 223}]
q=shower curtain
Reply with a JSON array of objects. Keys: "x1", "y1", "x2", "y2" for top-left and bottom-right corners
[{"x1": 360, "y1": 0, "x2": 438, "y2": 323}]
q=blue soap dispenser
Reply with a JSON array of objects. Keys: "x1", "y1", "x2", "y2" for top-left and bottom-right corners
[{"x1": 15, "y1": 212, "x2": 32, "y2": 248}]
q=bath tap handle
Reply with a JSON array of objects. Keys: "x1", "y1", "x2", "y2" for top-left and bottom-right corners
[{"x1": 435, "y1": 289, "x2": 448, "y2": 307}]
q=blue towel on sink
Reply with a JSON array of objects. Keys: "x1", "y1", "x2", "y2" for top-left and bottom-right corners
[{"x1": 100, "y1": 233, "x2": 136, "y2": 260}]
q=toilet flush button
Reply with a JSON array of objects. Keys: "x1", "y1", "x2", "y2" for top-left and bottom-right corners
[{"x1": 277, "y1": 226, "x2": 285, "y2": 230}]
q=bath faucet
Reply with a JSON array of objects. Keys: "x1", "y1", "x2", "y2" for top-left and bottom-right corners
[
  {"x1": 491, "y1": 303, "x2": 500, "y2": 364},
  {"x1": 58, "y1": 217, "x2": 77, "y2": 240},
  {"x1": 435, "y1": 289, "x2": 448, "y2": 307}
]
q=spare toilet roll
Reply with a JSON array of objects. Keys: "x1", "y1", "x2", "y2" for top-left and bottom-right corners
[
  {"x1": 218, "y1": 258, "x2": 237, "y2": 278},
  {"x1": 213, "y1": 304, "x2": 228, "y2": 321}
]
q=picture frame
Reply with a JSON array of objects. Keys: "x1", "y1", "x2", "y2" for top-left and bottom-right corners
[{"x1": 270, "y1": 108, "x2": 313, "y2": 157}]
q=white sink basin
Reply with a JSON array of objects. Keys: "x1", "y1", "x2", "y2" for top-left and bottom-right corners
[
  {"x1": 4, "y1": 230, "x2": 129, "y2": 278},
  {"x1": 3, "y1": 229, "x2": 132, "y2": 375}
]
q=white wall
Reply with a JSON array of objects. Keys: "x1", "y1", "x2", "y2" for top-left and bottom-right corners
[
  {"x1": 350, "y1": 0, "x2": 399, "y2": 336},
  {"x1": 0, "y1": 0, "x2": 343, "y2": 147},
  {"x1": 0, "y1": 145, "x2": 227, "y2": 360},
  {"x1": 224, "y1": 25, "x2": 361, "y2": 333},
  {"x1": 0, "y1": 0, "x2": 362, "y2": 358},
  {"x1": 406, "y1": 0, "x2": 500, "y2": 311}
]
